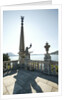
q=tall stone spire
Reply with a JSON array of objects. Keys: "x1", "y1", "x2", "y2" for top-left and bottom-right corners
[
  {"x1": 19, "y1": 16, "x2": 25, "y2": 64},
  {"x1": 19, "y1": 16, "x2": 25, "y2": 52}
]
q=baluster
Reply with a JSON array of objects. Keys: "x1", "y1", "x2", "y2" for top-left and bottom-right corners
[
  {"x1": 30, "y1": 61, "x2": 32, "y2": 70},
  {"x1": 12, "y1": 62, "x2": 13, "y2": 69},
  {"x1": 35, "y1": 62, "x2": 36, "y2": 70},
  {"x1": 43, "y1": 63, "x2": 45, "y2": 72},
  {"x1": 3, "y1": 62, "x2": 6, "y2": 71},
  {"x1": 6, "y1": 63, "x2": 8, "y2": 70},
  {"x1": 39, "y1": 62, "x2": 40, "y2": 70},
  {"x1": 39, "y1": 62, "x2": 41, "y2": 71},
  {"x1": 31, "y1": 61, "x2": 33, "y2": 70},
  {"x1": 28, "y1": 60, "x2": 29, "y2": 69},
  {"x1": 36, "y1": 62, "x2": 37, "y2": 70},
  {"x1": 11, "y1": 62, "x2": 12, "y2": 69},
  {"x1": 33, "y1": 62, "x2": 34, "y2": 70},
  {"x1": 8, "y1": 62, "x2": 10, "y2": 72},
  {"x1": 34, "y1": 62, "x2": 36, "y2": 70},
  {"x1": 37, "y1": 62, "x2": 38, "y2": 70},
  {"x1": 49, "y1": 64, "x2": 51, "y2": 74},
  {"x1": 53, "y1": 65, "x2": 56, "y2": 75},
  {"x1": 29, "y1": 61, "x2": 30, "y2": 70},
  {"x1": 36, "y1": 62, "x2": 38, "y2": 70},
  {"x1": 35, "y1": 62, "x2": 37, "y2": 70},
  {"x1": 32, "y1": 61, "x2": 34, "y2": 70},
  {"x1": 38, "y1": 62, "x2": 39, "y2": 70},
  {"x1": 31, "y1": 61, "x2": 32, "y2": 70},
  {"x1": 41, "y1": 62, "x2": 42, "y2": 71},
  {"x1": 34, "y1": 61, "x2": 35, "y2": 70},
  {"x1": 10, "y1": 62, "x2": 11, "y2": 69}
]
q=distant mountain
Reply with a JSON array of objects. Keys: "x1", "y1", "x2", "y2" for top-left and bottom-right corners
[
  {"x1": 7, "y1": 52, "x2": 16, "y2": 56},
  {"x1": 50, "y1": 51, "x2": 58, "y2": 55}
]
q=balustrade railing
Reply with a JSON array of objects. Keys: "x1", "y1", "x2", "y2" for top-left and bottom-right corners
[
  {"x1": 25, "y1": 60, "x2": 58, "y2": 76},
  {"x1": 3, "y1": 60, "x2": 19, "y2": 72},
  {"x1": 3, "y1": 60, "x2": 58, "y2": 76}
]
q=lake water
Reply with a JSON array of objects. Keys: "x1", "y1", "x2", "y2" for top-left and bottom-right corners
[{"x1": 10, "y1": 54, "x2": 58, "y2": 61}]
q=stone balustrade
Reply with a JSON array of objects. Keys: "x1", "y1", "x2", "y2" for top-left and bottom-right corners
[
  {"x1": 24, "y1": 60, "x2": 58, "y2": 76},
  {"x1": 3, "y1": 60, "x2": 58, "y2": 76},
  {"x1": 3, "y1": 60, "x2": 19, "y2": 72}
]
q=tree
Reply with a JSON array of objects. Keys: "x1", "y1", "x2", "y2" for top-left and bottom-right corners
[{"x1": 3, "y1": 53, "x2": 10, "y2": 61}]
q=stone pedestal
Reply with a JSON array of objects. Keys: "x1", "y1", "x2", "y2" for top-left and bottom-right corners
[
  {"x1": 24, "y1": 54, "x2": 30, "y2": 70},
  {"x1": 44, "y1": 54, "x2": 51, "y2": 61},
  {"x1": 19, "y1": 52, "x2": 25, "y2": 65},
  {"x1": 44, "y1": 54, "x2": 51, "y2": 75}
]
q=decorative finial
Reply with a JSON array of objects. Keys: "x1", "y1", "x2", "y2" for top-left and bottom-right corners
[{"x1": 21, "y1": 16, "x2": 24, "y2": 25}]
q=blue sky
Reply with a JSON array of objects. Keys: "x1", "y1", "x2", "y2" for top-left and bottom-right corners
[{"x1": 3, "y1": 9, "x2": 58, "y2": 54}]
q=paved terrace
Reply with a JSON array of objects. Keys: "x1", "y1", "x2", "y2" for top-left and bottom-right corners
[{"x1": 3, "y1": 68, "x2": 58, "y2": 95}]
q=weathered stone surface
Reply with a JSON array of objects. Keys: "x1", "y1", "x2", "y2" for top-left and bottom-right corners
[
  {"x1": 3, "y1": 85, "x2": 7, "y2": 94},
  {"x1": 30, "y1": 84, "x2": 37, "y2": 93},
  {"x1": 7, "y1": 83, "x2": 22, "y2": 94},
  {"x1": 37, "y1": 82, "x2": 52, "y2": 92},
  {"x1": 3, "y1": 91, "x2": 9, "y2": 95},
  {"x1": 51, "y1": 87, "x2": 58, "y2": 92},
  {"x1": 47, "y1": 81, "x2": 58, "y2": 88},
  {"x1": 3, "y1": 69, "x2": 58, "y2": 95},
  {"x1": 35, "y1": 77, "x2": 48, "y2": 84},
  {"x1": 3, "y1": 76, "x2": 16, "y2": 87}
]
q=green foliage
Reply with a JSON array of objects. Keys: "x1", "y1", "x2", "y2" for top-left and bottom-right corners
[
  {"x1": 51, "y1": 64, "x2": 58, "y2": 72},
  {"x1": 8, "y1": 65, "x2": 10, "y2": 69},
  {"x1": 55, "y1": 65, "x2": 58, "y2": 72},
  {"x1": 3, "y1": 53, "x2": 10, "y2": 61}
]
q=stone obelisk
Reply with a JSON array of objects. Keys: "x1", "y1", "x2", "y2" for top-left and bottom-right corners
[{"x1": 19, "y1": 16, "x2": 25, "y2": 64}]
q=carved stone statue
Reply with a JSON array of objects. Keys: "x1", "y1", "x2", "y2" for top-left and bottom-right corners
[
  {"x1": 25, "y1": 44, "x2": 32, "y2": 55},
  {"x1": 24, "y1": 44, "x2": 32, "y2": 69},
  {"x1": 44, "y1": 42, "x2": 51, "y2": 61},
  {"x1": 44, "y1": 42, "x2": 50, "y2": 54}
]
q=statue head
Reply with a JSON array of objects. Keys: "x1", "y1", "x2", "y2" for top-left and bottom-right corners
[{"x1": 30, "y1": 43, "x2": 32, "y2": 48}]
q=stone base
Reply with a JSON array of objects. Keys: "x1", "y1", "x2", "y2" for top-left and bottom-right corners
[
  {"x1": 24, "y1": 54, "x2": 30, "y2": 70},
  {"x1": 19, "y1": 56, "x2": 25, "y2": 64},
  {"x1": 44, "y1": 54, "x2": 51, "y2": 75},
  {"x1": 44, "y1": 62, "x2": 51, "y2": 75},
  {"x1": 25, "y1": 54, "x2": 30, "y2": 60},
  {"x1": 19, "y1": 51, "x2": 25, "y2": 64}
]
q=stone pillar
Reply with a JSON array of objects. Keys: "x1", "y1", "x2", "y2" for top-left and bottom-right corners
[
  {"x1": 44, "y1": 59, "x2": 51, "y2": 75},
  {"x1": 44, "y1": 42, "x2": 51, "y2": 75},
  {"x1": 24, "y1": 54, "x2": 30, "y2": 70}
]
